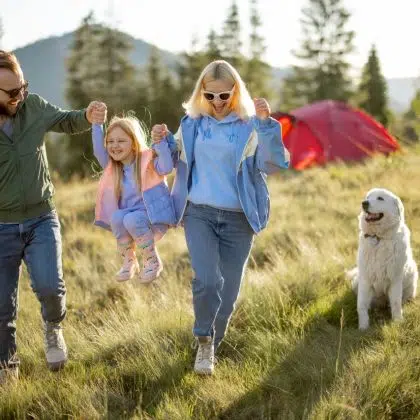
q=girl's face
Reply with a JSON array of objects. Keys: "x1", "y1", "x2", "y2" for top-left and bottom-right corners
[
  {"x1": 106, "y1": 126, "x2": 135, "y2": 165},
  {"x1": 203, "y1": 79, "x2": 234, "y2": 120}
]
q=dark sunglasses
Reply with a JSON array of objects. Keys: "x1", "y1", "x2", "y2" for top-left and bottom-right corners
[
  {"x1": 0, "y1": 81, "x2": 29, "y2": 99},
  {"x1": 202, "y1": 88, "x2": 234, "y2": 102}
]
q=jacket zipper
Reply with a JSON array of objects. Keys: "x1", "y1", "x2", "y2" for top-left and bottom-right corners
[
  {"x1": 178, "y1": 127, "x2": 190, "y2": 222},
  {"x1": 236, "y1": 129, "x2": 256, "y2": 231}
]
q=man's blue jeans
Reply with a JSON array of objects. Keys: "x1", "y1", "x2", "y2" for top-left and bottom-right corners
[
  {"x1": 183, "y1": 203, "x2": 254, "y2": 349},
  {"x1": 0, "y1": 210, "x2": 66, "y2": 368}
]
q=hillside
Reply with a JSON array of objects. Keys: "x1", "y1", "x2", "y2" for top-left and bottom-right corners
[
  {"x1": 14, "y1": 32, "x2": 417, "y2": 113},
  {"x1": 13, "y1": 32, "x2": 179, "y2": 107},
  {"x1": 1, "y1": 146, "x2": 419, "y2": 418}
]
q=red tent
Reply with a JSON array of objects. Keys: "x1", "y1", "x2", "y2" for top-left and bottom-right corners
[{"x1": 272, "y1": 100, "x2": 400, "y2": 170}]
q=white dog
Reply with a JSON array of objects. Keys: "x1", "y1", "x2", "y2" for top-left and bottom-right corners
[{"x1": 350, "y1": 188, "x2": 418, "y2": 330}]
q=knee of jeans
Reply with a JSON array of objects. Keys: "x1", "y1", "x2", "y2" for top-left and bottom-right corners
[
  {"x1": 124, "y1": 214, "x2": 149, "y2": 236},
  {"x1": 36, "y1": 285, "x2": 66, "y2": 299},
  {"x1": 122, "y1": 213, "x2": 137, "y2": 232},
  {"x1": 110, "y1": 211, "x2": 125, "y2": 230},
  {"x1": 192, "y1": 275, "x2": 221, "y2": 297}
]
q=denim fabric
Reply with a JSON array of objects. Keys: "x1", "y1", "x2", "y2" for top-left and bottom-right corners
[
  {"x1": 183, "y1": 202, "x2": 254, "y2": 349},
  {"x1": 0, "y1": 210, "x2": 66, "y2": 367},
  {"x1": 110, "y1": 205, "x2": 152, "y2": 242}
]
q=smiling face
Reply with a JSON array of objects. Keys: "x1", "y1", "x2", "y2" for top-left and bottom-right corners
[
  {"x1": 106, "y1": 126, "x2": 135, "y2": 165},
  {"x1": 0, "y1": 68, "x2": 26, "y2": 117},
  {"x1": 202, "y1": 79, "x2": 235, "y2": 120},
  {"x1": 359, "y1": 188, "x2": 404, "y2": 235}
]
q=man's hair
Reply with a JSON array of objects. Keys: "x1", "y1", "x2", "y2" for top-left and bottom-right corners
[{"x1": 0, "y1": 50, "x2": 21, "y2": 75}]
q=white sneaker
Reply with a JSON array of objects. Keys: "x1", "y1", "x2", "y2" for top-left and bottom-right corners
[
  {"x1": 194, "y1": 336, "x2": 214, "y2": 375},
  {"x1": 116, "y1": 246, "x2": 139, "y2": 282},
  {"x1": 44, "y1": 321, "x2": 68, "y2": 371},
  {"x1": 0, "y1": 366, "x2": 19, "y2": 385}
]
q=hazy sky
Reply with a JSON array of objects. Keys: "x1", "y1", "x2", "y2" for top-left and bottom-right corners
[{"x1": 1, "y1": 0, "x2": 419, "y2": 79}]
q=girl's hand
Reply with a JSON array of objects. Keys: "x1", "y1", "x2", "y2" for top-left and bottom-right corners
[
  {"x1": 87, "y1": 101, "x2": 107, "y2": 124},
  {"x1": 151, "y1": 124, "x2": 168, "y2": 143},
  {"x1": 254, "y1": 98, "x2": 270, "y2": 120}
]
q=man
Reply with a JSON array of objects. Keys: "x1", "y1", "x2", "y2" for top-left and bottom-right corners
[{"x1": 0, "y1": 50, "x2": 107, "y2": 384}]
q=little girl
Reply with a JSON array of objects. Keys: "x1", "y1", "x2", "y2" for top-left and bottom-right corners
[{"x1": 92, "y1": 115, "x2": 175, "y2": 283}]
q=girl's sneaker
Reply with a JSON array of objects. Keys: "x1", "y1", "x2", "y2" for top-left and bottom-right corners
[
  {"x1": 116, "y1": 243, "x2": 139, "y2": 282},
  {"x1": 136, "y1": 233, "x2": 163, "y2": 283},
  {"x1": 139, "y1": 250, "x2": 163, "y2": 283}
]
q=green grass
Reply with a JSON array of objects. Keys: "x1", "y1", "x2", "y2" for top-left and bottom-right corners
[{"x1": 2, "y1": 145, "x2": 420, "y2": 419}]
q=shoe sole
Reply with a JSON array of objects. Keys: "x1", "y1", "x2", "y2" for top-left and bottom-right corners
[
  {"x1": 138, "y1": 266, "x2": 163, "y2": 284},
  {"x1": 194, "y1": 368, "x2": 214, "y2": 375},
  {"x1": 115, "y1": 264, "x2": 140, "y2": 282},
  {"x1": 48, "y1": 359, "x2": 67, "y2": 372}
]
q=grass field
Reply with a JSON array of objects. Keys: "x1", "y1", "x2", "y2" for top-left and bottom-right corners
[{"x1": 1, "y1": 145, "x2": 420, "y2": 419}]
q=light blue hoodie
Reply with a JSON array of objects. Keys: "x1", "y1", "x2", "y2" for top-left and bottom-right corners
[{"x1": 166, "y1": 115, "x2": 290, "y2": 233}]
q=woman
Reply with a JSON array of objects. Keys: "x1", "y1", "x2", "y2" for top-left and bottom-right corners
[{"x1": 152, "y1": 60, "x2": 290, "y2": 375}]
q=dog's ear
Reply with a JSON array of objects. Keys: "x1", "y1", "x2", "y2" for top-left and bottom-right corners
[{"x1": 396, "y1": 197, "x2": 405, "y2": 218}]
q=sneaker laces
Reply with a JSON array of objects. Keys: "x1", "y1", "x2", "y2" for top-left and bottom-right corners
[
  {"x1": 196, "y1": 340, "x2": 213, "y2": 363},
  {"x1": 45, "y1": 323, "x2": 64, "y2": 350}
]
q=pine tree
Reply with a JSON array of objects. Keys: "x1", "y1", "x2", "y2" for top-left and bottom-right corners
[
  {"x1": 64, "y1": 12, "x2": 135, "y2": 177},
  {"x1": 145, "y1": 47, "x2": 179, "y2": 129},
  {"x1": 0, "y1": 17, "x2": 3, "y2": 46},
  {"x1": 177, "y1": 37, "x2": 206, "y2": 103},
  {"x1": 401, "y1": 89, "x2": 420, "y2": 142},
  {"x1": 245, "y1": 0, "x2": 271, "y2": 98},
  {"x1": 220, "y1": 1, "x2": 243, "y2": 71},
  {"x1": 282, "y1": 0, "x2": 355, "y2": 109},
  {"x1": 205, "y1": 29, "x2": 222, "y2": 62},
  {"x1": 357, "y1": 45, "x2": 389, "y2": 126}
]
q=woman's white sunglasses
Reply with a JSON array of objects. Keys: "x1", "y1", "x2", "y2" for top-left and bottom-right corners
[{"x1": 202, "y1": 88, "x2": 235, "y2": 102}]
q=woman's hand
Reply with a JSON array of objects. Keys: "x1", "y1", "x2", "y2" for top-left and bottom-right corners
[
  {"x1": 254, "y1": 98, "x2": 271, "y2": 120},
  {"x1": 151, "y1": 124, "x2": 168, "y2": 143}
]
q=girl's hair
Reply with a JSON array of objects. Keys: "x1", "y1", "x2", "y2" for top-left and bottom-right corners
[
  {"x1": 105, "y1": 115, "x2": 148, "y2": 200},
  {"x1": 183, "y1": 60, "x2": 255, "y2": 120}
]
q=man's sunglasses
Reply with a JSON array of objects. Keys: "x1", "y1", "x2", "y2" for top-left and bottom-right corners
[
  {"x1": 202, "y1": 88, "x2": 234, "y2": 102},
  {"x1": 0, "y1": 81, "x2": 29, "y2": 99}
]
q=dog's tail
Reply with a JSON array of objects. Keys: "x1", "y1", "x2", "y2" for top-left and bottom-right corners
[{"x1": 346, "y1": 267, "x2": 358, "y2": 293}]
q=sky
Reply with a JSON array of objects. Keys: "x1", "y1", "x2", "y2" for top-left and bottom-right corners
[{"x1": 1, "y1": 0, "x2": 419, "y2": 79}]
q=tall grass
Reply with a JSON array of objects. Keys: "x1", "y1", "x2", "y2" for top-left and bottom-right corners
[{"x1": 1, "y1": 145, "x2": 420, "y2": 419}]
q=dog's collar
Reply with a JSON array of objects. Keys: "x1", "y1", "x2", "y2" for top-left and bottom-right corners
[{"x1": 364, "y1": 233, "x2": 381, "y2": 243}]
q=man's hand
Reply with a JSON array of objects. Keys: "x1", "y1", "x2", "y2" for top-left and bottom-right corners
[
  {"x1": 254, "y1": 98, "x2": 271, "y2": 120},
  {"x1": 86, "y1": 101, "x2": 107, "y2": 124},
  {"x1": 151, "y1": 124, "x2": 168, "y2": 143}
]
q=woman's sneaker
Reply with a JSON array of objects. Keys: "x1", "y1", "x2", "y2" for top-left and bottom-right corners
[
  {"x1": 194, "y1": 336, "x2": 215, "y2": 375},
  {"x1": 44, "y1": 321, "x2": 68, "y2": 371}
]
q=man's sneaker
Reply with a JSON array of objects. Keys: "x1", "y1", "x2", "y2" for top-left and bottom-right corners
[
  {"x1": 0, "y1": 366, "x2": 19, "y2": 385},
  {"x1": 194, "y1": 336, "x2": 215, "y2": 375},
  {"x1": 44, "y1": 321, "x2": 68, "y2": 371}
]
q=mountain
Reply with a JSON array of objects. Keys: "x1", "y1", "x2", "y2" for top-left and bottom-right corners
[
  {"x1": 14, "y1": 32, "x2": 418, "y2": 113},
  {"x1": 14, "y1": 31, "x2": 179, "y2": 108}
]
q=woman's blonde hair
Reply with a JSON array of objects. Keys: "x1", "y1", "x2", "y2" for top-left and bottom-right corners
[
  {"x1": 183, "y1": 60, "x2": 255, "y2": 120},
  {"x1": 105, "y1": 115, "x2": 148, "y2": 200}
]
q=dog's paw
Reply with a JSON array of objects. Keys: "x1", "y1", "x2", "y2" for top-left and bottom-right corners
[{"x1": 358, "y1": 316, "x2": 369, "y2": 330}]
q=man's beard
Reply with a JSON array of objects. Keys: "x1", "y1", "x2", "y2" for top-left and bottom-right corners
[{"x1": 0, "y1": 102, "x2": 13, "y2": 117}]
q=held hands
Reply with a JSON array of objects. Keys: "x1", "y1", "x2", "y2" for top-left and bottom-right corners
[
  {"x1": 151, "y1": 123, "x2": 168, "y2": 143},
  {"x1": 86, "y1": 101, "x2": 107, "y2": 124},
  {"x1": 254, "y1": 98, "x2": 270, "y2": 120}
]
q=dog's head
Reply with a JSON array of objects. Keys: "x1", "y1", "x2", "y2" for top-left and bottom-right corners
[{"x1": 359, "y1": 188, "x2": 404, "y2": 236}]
